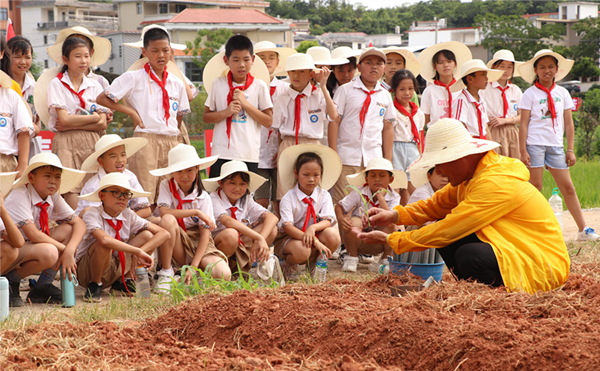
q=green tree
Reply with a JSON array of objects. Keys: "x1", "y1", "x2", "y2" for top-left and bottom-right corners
[
  {"x1": 576, "y1": 89, "x2": 600, "y2": 159},
  {"x1": 29, "y1": 52, "x2": 44, "y2": 80},
  {"x1": 184, "y1": 28, "x2": 233, "y2": 70},
  {"x1": 571, "y1": 17, "x2": 600, "y2": 62},
  {"x1": 296, "y1": 40, "x2": 319, "y2": 53},
  {"x1": 571, "y1": 57, "x2": 600, "y2": 80}
]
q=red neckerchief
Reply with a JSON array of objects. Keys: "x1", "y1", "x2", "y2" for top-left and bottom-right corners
[
  {"x1": 226, "y1": 71, "x2": 255, "y2": 148},
  {"x1": 270, "y1": 86, "x2": 276, "y2": 97},
  {"x1": 535, "y1": 81, "x2": 558, "y2": 134},
  {"x1": 228, "y1": 206, "x2": 245, "y2": 248},
  {"x1": 393, "y1": 100, "x2": 423, "y2": 153},
  {"x1": 36, "y1": 202, "x2": 50, "y2": 236},
  {"x1": 433, "y1": 78, "x2": 456, "y2": 117},
  {"x1": 359, "y1": 88, "x2": 376, "y2": 138},
  {"x1": 293, "y1": 84, "x2": 317, "y2": 145},
  {"x1": 56, "y1": 72, "x2": 86, "y2": 108},
  {"x1": 497, "y1": 82, "x2": 510, "y2": 118},
  {"x1": 106, "y1": 219, "x2": 131, "y2": 295},
  {"x1": 462, "y1": 90, "x2": 486, "y2": 139},
  {"x1": 169, "y1": 178, "x2": 192, "y2": 232},
  {"x1": 144, "y1": 63, "x2": 170, "y2": 125},
  {"x1": 301, "y1": 197, "x2": 317, "y2": 232}
]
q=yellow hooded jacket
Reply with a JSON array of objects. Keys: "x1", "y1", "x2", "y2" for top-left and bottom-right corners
[{"x1": 387, "y1": 151, "x2": 570, "y2": 294}]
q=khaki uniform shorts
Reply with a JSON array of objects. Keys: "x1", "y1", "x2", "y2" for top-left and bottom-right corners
[
  {"x1": 178, "y1": 122, "x2": 190, "y2": 145},
  {"x1": 76, "y1": 248, "x2": 134, "y2": 289},
  {"x1": 174, "y1": 226, "x2": 227, "y2": 267},
  {"x1": 0, "y1": 153, "x2": 17, "y2": 173},
  {"x1": 488, "y1": 124, "x2": 520, "y2": 160},
  {"x1": 332, "y1": 164, "x2": 365, "y2": 205},
  {"x1": 2, "y1": 241, "x2": 37, "y2": 274}
]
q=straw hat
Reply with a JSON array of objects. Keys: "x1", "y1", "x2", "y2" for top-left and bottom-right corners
[
  {"x1": 33, "y1": 67, "x2": 61, "y2": 127},
  {"x1": 409, "y1": 167, "x2": 433, "y2": 189},
  {"x1": 518, "y1": 49, "x2": 574, "y2": 85},
  {"x1": 346, "y1": 158, "x2": 407, "y2": 190},
  {"x1": 285, "y1": 54, "x2": 316, "y2": 71},
  {"x1": 406, "y1": 118, "x2": 500, "y2": 172},
  {"x1": 13, "y1": 153, "x2": 86, "y2": 194},
  {"x1": 382, "y1": 47, "x2": 422, "y2": 77},
  {"x1": 202, "y1": 160, "x2": 266, "y2": 193},
  {"x1": 450, "y1": 59, "x2": 504, "y2": 92},
  {"x1": 0, "y1": 71, "x2": 13, "y2": 88},
  {"x1": 123, "y1": 24, "x2": 186, "y2": 51},
  {"x1": 486, "y1": 50, "x2": 523, "y2": 78},
  {"x1": 202, "y1": 51, "x2": 271, "y2": 94},
  {"x1": 254, "y1": 41, "x2": 297, "y2": 77},
  {"x1": 307, "y1": 46, "x2": 349, "y2": 66},
  {"x1": 47, "y1": 26, "x2": 111, "y2": 66},
  {"x1": 127, "y1": 57, "x2": 186, "y2": 84},
  {"x1": 150, "y1": 144, "x2": 219, "y2": 177},
  {"x1": 79, "y1": 172, "x2": 151, "y2": 202},
  {"x1": 331, "y1": 46, "x2": 360, "y2": 61},
  {"x1": 277, "y1": 144, "x2": 342, "y2": 193},
  {"x1": 80, "y1": 134, "x2": 148, "y2": 173},
  {"x1": 417, "y1": 41, "x2": 472, "y2": 83},
  {"x1": 0, "y1": 172, "x2": 18, "y2": 197}
]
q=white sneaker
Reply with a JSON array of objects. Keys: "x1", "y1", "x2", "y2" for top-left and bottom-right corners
[
  {"x1": 154, "y1": 269, "x2": 174, "y2": 294},
  {"x1": 577, "y1": 227, "x2": 600, "y2": 241},
  {"x1": 358, "y1": 254, "x2": 374, "y2": 264},
  {"x1": 330, "y1": 245, "x2": 342, "y2": 260},
  {"x1": 342, "y1": 256, "x2": 359, "y2": 272}
]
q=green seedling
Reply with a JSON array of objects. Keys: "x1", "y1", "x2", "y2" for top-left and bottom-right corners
[{"x1": 344, "y1": 185, "x2": 391, "y2": 232}]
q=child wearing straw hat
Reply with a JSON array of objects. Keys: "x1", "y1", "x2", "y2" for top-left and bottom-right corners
[
  {"x1": 335, "y1": 158, "x2": 404, "y2": 273},
  {"x1": 275, "y1": 144, "x2": 341, "y2": 280},
  {"x1": 407, "y1": 166, "x2": 448, "y2": 205},
  {"x1": 306, "y1": 46, "x2": 350, "y2": 88},
  {"x1": 418, "y1": 41, "x2": 472, "y2": 128},
  {"x1": 75, "y1": 134, "x2": 150, "y2": 218},
  {"x1": 381, "y1": 47, "x2": 421, "y2": 105},
  {"x1": 451, "y1": 59, "x2": 504, "y2": 140},
  {"x1": 96, "y1": 26, "x2": 190, "y2": 204},
  {"x1": 325, "y1": 46, "x2": 358, "y2": 97},
  {"x1": 76, "y1": 173, "x2": 170, "y2": 302},
  {"x1": 150, "y1": 144, "x2": 227, "y2": 290},
  {"x1": 518, "y1": 50, "x2": 599, "y2": 241},
  {"x1": 202, "y1": 35, "x2": 273, "y2": 179},
  {"x1": 4, "y1": 153, "x2": 87, "y2": 305},
  {"x1": 480, "y1": 50, "x2": 524, "y2": 159},
  {"x1": 205, "y1": 161, "x2": 279, "y2": 274}
]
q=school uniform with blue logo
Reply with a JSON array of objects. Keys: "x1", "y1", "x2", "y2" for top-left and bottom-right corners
[{"x1": 0, "y1": 86, "x2": 34, "y2": 172}]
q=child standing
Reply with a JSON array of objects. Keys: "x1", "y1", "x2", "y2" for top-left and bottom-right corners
[
  {"x1": 329, "y1": 48, "x2": 396, "y2": 204},
  {"x1": 326, "y1": 47, "x2": 358, "y2": 97},
  {"x1": 451, "y1": 60, "x2": 503, "y2": 139},
  {"x1": 481, "y1": 50, "x2": 524, "y2": 159},
  {"x1": 76, "y1": 173, "x2": 170, "y2": 302},
  {"x1": 150, "y1": 144, "x2": 226, "y2": 290},
  {"x1": 275, "y1": 145, "x2": 341, "y2": 280},
  {"x1": 381, "y1": 47, "x2": 421, "y2": 106},
  {"x1": 518, "y1": 50, "x2": 599, "y2": 241},
  {"x1": 418, "y1": 41, "x2": 472, "y2": 128},
  {"x1": 203, "y1": 35, "x2": 273, "y2": 178},
  {"x1": 205, "y1": 161, "x2": 279, "y2": 273}
]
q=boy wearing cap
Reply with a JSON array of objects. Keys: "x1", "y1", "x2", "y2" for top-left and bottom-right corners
[
  {"x1": 76, "y1": 173, "x2": 170, "y2": 302},
  {"x1": 203, "y1": 35, "x2": 273, "y2": 178},
  {"x1": 4, "y1": 154, "x2": 87, "y2": 306},
  {"x1": 329, "y1": 48, "x2": 395, "y2": 204},
  {"x1": 97, "y1": 26, "x2": 190, "y2": 203}
]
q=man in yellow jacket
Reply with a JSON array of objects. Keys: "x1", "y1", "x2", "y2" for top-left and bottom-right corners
[{"x1": 357, "y1": 118, "x2": 570, "y2": 294}]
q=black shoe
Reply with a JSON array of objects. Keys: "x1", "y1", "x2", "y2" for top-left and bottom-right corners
[
  {"x1": 26, "y1": 279, "x2": 62, "y2": 304},
  {"x1": 84, "y1": 282, "x2": 103, "y2": 303},
  {"x1": 110, "y1": 278, "x2": 136, "y2": 297},
  {"x1": 7, "y1": 279, "x2": 23, "y2": 307}
]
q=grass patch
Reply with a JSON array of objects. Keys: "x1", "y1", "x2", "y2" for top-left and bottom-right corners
[{"x1": 542, "y1": 160, "x2": 600, "y2": 209}]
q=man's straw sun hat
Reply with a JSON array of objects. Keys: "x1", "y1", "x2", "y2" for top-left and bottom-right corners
[
  {"x1": 13, "y1": 153, "x2": 86, "y2": 194},
  {"x1": 486, "y1": 50, "x2": 523, "y2": 78},
  {"x1": 150, "y1": 144, "x2": 219, "y2": 177},
  {"x1": 450, "y1": 59, "x2": 504, "y2": 93},
  {"x1": 47, "y1": 26, "x2": 111, "y2": 66},
  {"x1": 79, "y1": 172, "x2": 151, "y2": 202},
  {"x1": 202, "y1": 51, "x2": 271, "y2": 94},
  {"x1": 518, "y1": 49, "x2": 574, "y2": 85},
  {"x1": 346, "y1": 158, "x2": 407, "y2": 190},
  {"x1": 278, "y1": 144, "x2": 342, "y2": 194},
  {"x1": 202, "y1": 160, "x2": 267, "y2": 193},
  {"x1": 417, "y1": 41, "x2": 472, "y2": 83},
  {"x1": 80, "y1": 134, "x2": 148, "y2": 173}
]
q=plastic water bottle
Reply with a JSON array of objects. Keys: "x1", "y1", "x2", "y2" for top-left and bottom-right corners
[
  {"x1": 549, "y1": 188, "x2": 564, "y2": 231},
  {"x1": 135, "y1": 267, "x2": 151, "y2": 298},
  {"x1": 60, "y1": 267, "x2": 79, "y2": 308},
  {"x1": 368, "y1": 257, "x2": 390, "y2": 274},
  {"x1": 0, "y1": 277, "x2": 9, "y2": 321},
  {"x1": 315, "y1": 253, "x2": 328, "y2": 283}
]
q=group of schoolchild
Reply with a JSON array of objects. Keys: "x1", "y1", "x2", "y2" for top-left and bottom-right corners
[{"x1": 0, "y1": 23, "x2": 598, "y2": 307}]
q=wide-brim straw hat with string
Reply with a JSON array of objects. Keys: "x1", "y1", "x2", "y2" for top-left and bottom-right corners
[
  {"x1": 331, "y1": 46, "x2": 360, "y2": 61},
  {"x1": 307, "y1": 46, "x2": 349, "y2": 66},
  {"x1": 47, "y1": 26, "x2": 111, "y2": 66},
  {"x1": 518, "y1": 49, "x2": 574, "y2": 85},
  {"x1": 80, "y1": 134, "x2": 148, "y2": 173},
  {"x1": 486, "y1": 49, "x2": 524, "y2": 78},
  {"x1": 417, "y1": 41, "x2": 472, "y2": 83},
  {"x1": 0, "y1": 172, "x2": 18, "y2": 197},
  {"x1": 278, "y1": 144, "x2": 342, "y2": 194},
  {"x1": 254, "y1": 40, "x2": 297, "y2": 77},
  {"x1": 406, "y1": 118, "x2": 501, "y2": 172},
  {"x1": 383, "y1": 47, "x2": 422, "y2": 77},
  {"x1": 202, "y1": 51, "x2": 271, "y2": 94},
  {"x1": 346, "y1": 158, "x2": 407, "y2": 190},
  {"x1": 79, "y1": 172, "x2": 151, "y2": 202},
  {"x1": 450, "y1": 59, "x2": 504, "y2": 92},
  {"x1": 0, "y1": 70, "x2": 13, "y2": 88},
  {"x1": 285, "y1": 54, "x2": 316, "y2": 71},
  {"x1": 409, "y1": 167, "x2": 433, "y2": 189},
  {"x1": 150, "y1": 144, "x2": 219, "y2": 177},
  {"x1": 202, "y1": 160, "x2": 266, "y2": 193},
  {"x1": 13, "y1": 153, "x2": 86, "y2": 194},
  {"x1": 123, "y1": 24, "x2": 186, "y2": 51},
  {"x1": 33, "y1": 66, "x2": 63, "y2": 127}
]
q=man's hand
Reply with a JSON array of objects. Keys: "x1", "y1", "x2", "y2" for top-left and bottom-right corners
[
  {"x1": 364, "y1": 208, "x2": 399, "y2": 228},
  {"x1": 352, "y1": 227, "x2": 389, "y2": 245}
]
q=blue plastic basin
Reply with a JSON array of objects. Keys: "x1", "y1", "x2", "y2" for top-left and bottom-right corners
[{"x1": 389, "y1": 261, "x2": 445, "y2": 282}]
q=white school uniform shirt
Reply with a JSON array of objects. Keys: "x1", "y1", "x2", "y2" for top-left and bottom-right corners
[
  {"x1": 210, "y1": 188, "x2": 269, "y2": 236},
  {"x1": 259, "y1": 77, "x2": 287, "y2": 169},
  {"x1": 105, "y1": 67, "x2": 190, "y2": 136},
  {"x1": 453, "y1": 89, "x2": 489, "y2": 138},
  {"x1": 421, "y1": 84, "x2": 460, "y2": 127},
  {"x1": 407, "y1": 182, "x2": 435, "y2": 205},
  {"x1": 22, "y1": 73, "x2": 37, "y2": 121},
  {"x1": 393, "y1": 105, "x2": 425, "y2": 142},
  {"x1": 519, "y1": 85, "x2": 574, "y2": 147},
  {"x1": 6, "y1": 185, "x2": 77, "y2": 241},
  {"x1": 279, "y1": 184, "x2": 336, "y2": 231},
  {"x1": 273, "y1": 83, "x2": 329, "y2": 140},
  {"x1": 206, "y1": 75, "x2": 272, "y2": 163},
  {"x1": 75, "y1": 205, "x2": 149, "y2": 262},
  {"x1": 481, "y1": 81, "x2": 523, "y2": 119},
  {"x1": 156, "y1": 179, "x2": 214, "y2": 230},
  {"x1": 86, "y1": 70, "x2": 110, "y2": 90},
  {"x1": 0, "y1": 87, "x2": 35, "y2": 156},
  {"x1": 46, "y1": 71, "x2": 110, "y2": 132},
  {"x1": 75, "y1": 168, "x2": 150, "y2": 215},
  {"x1": 333, "y1": 78, "x2": 395, "y2": 167},
  {"x1": 338, "y1": 185, "x2": 400, "y2": 218}
]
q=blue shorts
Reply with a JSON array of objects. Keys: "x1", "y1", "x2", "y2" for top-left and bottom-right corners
[
  {"x1": 526, "y1": 145, "x2": 568, "y2": 170},
  {"x1": 392, "y1": 141, "x2": 420, "y2": 180}
]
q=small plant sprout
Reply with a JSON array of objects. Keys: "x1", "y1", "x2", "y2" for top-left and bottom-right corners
[{"x1": 344, "y1": 185, "x2": 391, "y2": 232}]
